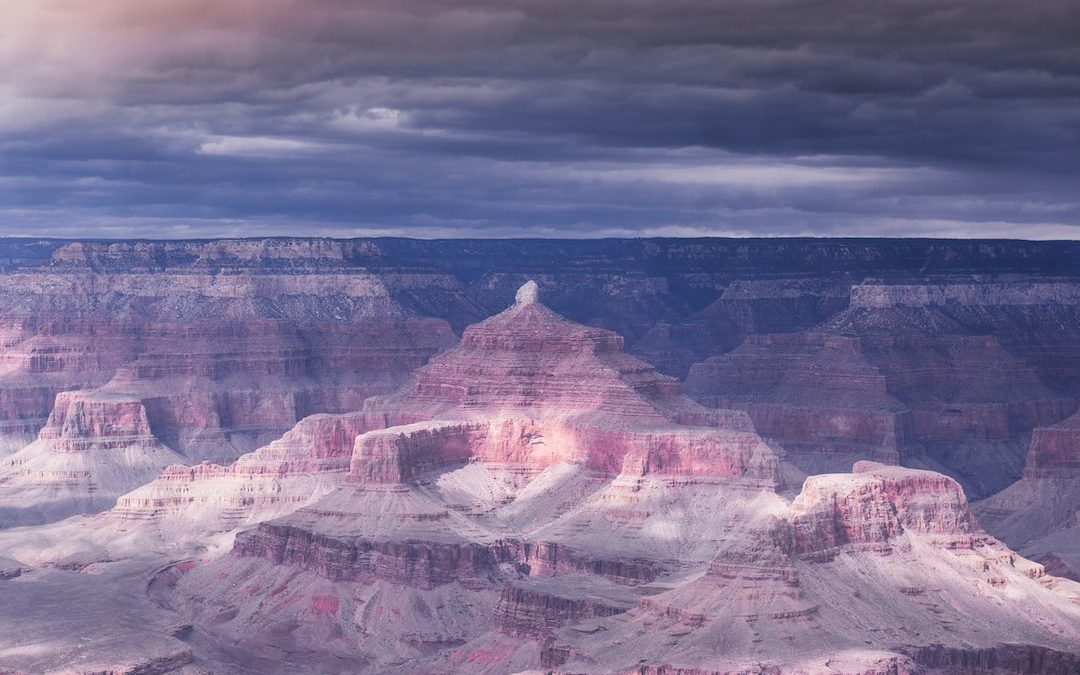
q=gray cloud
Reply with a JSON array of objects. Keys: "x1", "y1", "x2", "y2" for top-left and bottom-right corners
[{"x1": 0, "y1": 0, "x2": 1078, "y2": 238}]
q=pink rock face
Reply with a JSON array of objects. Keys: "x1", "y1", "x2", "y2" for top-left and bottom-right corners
[
  {"x1": 0, "y1": 262, "x2": 457, "y2": 466},
  {"x1": 790, "y1": 462, "x2": 978, "y2": 556},
  {"x1": 579, "y1": 426, "x2": 777, "y2": 483},
  {"x1": 349, "y1": 422, "x2": 485, "y2": 485},
  {"x1": 541, "y1": 463, "x2": 1080, "y2": 675},
  {"x1": 4, "y1": 241, "x2": 1080, "y2": 674},
  {"x1": 494, "y1": 577, "x2": 636, "y2": 638},
  {"x1": 685, "y1": 333, "x2": 910, "y2": 474},
  {"x1": 10, "y1": 273, "x2": 1076, "y2": 674},
  {"x1": 972, "y1": 410, "x2": 1080, "y2": 582},
  {"x1": 168, "y1": 283, "x2": 786, "y2": 661},
  {"x1": 388, "y1": 289, "x2": 686, "y2": 425},
  {"x1": 110, "y1": 410, "x2": 418, "y2": 532},
  {"x1": 345, "y1": 286, "x2": 780, "y2": 486},
  {"x1": 233, "y1": 523, "x2": 520, "y2": 591},
  {"x1": 346, "y1": 419, "x2": 778, "y2": 488},
  {"x1": 37, "y1": 391, "x2": 158, "y2": 453}
]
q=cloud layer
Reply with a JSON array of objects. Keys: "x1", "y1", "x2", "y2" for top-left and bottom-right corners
[{"x1": 1, "y1": 0, "x2": 1078, "y2": 238}]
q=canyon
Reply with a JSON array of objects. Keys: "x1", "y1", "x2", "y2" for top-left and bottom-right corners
[{"x1": 0, "y1": 238, "x2": 1077, "y2": 673}]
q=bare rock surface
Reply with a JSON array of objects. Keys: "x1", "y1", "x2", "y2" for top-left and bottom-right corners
[
  {"x1": 686, "y1": 279, "x2": 1080, "y2": 498},
  {"x1": 0, "y1": 390, "x2": 186, "y2": 525},
  {"x1": 975, "y1": 410, "x2": 1080, "y2": 581},
  {"x1": 546, "y1": 464, "x2": 1080, "y2": 674},
  {"x1": 0, "y1": 266, "x2": 455, "y2": 470}
]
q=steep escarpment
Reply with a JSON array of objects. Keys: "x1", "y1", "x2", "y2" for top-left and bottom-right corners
[
  {"x1": 152, "y1": 284, "x2": 1080, "y2": 674},
  {"x1": 0, "y1": 273, "x2": 454, "y2": 465},
  {"x1": 686, "y1": 333, "x2": 910, "y2": 475},
  {"x1": 1, "y1": 239, "x2": 1079, "y2": 674},
  {"x1": 1020, "y1": 410, "x2": 1080, "y2": 480},
  {"x1": 2, "y1": 237, "x2": 1078, "y2": 468},
  {"x1": 788, "y1": 461, "x2": 979, "y2": 556},
  {"x1": 634, "y1": 278, "x2": 851, "y2": 378},
  {"x1": 109, "y1": 410, "x2": 417, "y2": 535}
]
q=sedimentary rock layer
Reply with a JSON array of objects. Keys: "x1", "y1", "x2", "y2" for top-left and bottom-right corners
[{"x1": 0, "y1": 390, "x2": 185, "y2": 524}]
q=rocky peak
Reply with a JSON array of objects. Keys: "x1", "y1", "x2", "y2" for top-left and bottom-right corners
[
  {"x1": 386, "y1": 282, "x2": 698, "y2": 422},
  {"x1": 456, "y1": 281, "x2": 623, "y2": 356},
  {"x1": 515, "y1": 279, "x2": 540, "y2": 306}
]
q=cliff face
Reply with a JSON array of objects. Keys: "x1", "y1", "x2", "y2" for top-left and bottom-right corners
[
  {"x1": 155, "y1": 283, "x2": 793, "y2": 670},
  {"x1": 1022, "y1": 412, "x2": 1080, "y2": 480},
  {"x1": 974, "y1": 410, "x2": 1080, "y2": 581},
  {"x1": 685, "y1": 333, "x2": 910, "y2": 475},
  {"x1": 107, "y1": 410, "x2": 416, "y2": 538},
  {"x1": 2, "y1": 238, "x2": 1079, "y2": 489},
  {"x1": 0, "y1": 254, "x2": 457, "y2": 472},
  {"x1": 788, "y1": 461, "x2": 979, "y2": 556},
  {"x1": 144, "y1": 283, "x2": 1080, "y2": 675}
]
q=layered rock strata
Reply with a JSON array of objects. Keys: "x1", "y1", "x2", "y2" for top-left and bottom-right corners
[
  {"x1": 109, "y1": 410, "x2": 419, "y2": 535},
  {"x1": 975, "y1": 410, "x2": 1080, "y2": 580},
  {"x1": 161, "y1": 282, "x2": 787, "y2": 671},
  {"x1": 686, "y1": 280, "x2": 1080, "y2": 497},
  {"x1": 545, "y1": 463, "x2": 1080, "y2": 674},
  {"x1": 0, "y1": 264, "x2": 455, "y2": 466},
  {"x1": 686, "y1": 333, "x2": 910, "y2": 475},
  {"x1": 633, "y1": 278, "x2": 851, "y2": 378},
  {"x1": 0, "y1": 390, "x2": 185, "y2": 524}
]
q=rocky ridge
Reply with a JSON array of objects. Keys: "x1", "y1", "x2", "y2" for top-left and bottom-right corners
[{"x1": 685, "y1": 279, "x2": 1080, "y2": 498}]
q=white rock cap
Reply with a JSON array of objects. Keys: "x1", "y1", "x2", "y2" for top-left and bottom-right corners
[{"x1": 515, "y1": 280, "x2": 540, "y2": 306}]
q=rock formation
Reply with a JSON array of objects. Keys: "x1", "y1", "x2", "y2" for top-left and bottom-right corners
[
  {"x1": 0, "y1": 390, "x2": 185, "y2": 525},
  {"x1": 685, "y1": 333, "x2": 911, "y2": 475},
  {"x1": 1, "y1": 238, "x2": 1080, "y2": 673},
  {"x1": 633, "y1": 277, "x2": 851, "y2": 377},
  {"x1": 138, "y1": 286, "x2": 1080, "y2": 674},
  {"x1": 975, "y1": 410, "x2": 1080, "y2": 580},
  {"x1": 151, "y1": 282, "x2": 789, "y2": 672},
  {"x1": 0, "y1": 266, "x2": 455, "y2": 467},
  {"x1": 686, "y1": 280, "x2": 1080, "y2": 498},
  {"x1": 545, "y1": 463, "x2": 1080, "y2": 674}
]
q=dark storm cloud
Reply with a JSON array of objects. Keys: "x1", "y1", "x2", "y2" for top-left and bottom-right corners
[{"x1": 1, "y1": 0, "x2": 1078, "y2": 238}]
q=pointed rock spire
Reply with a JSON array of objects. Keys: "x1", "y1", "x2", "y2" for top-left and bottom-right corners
[{"x1": 515, "y1": 280, "x2": 540, "y2": 306}]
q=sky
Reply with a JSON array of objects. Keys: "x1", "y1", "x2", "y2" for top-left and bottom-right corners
[{"x1": 1, "y1": 0, "x2": 1078, "y2": 239}]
